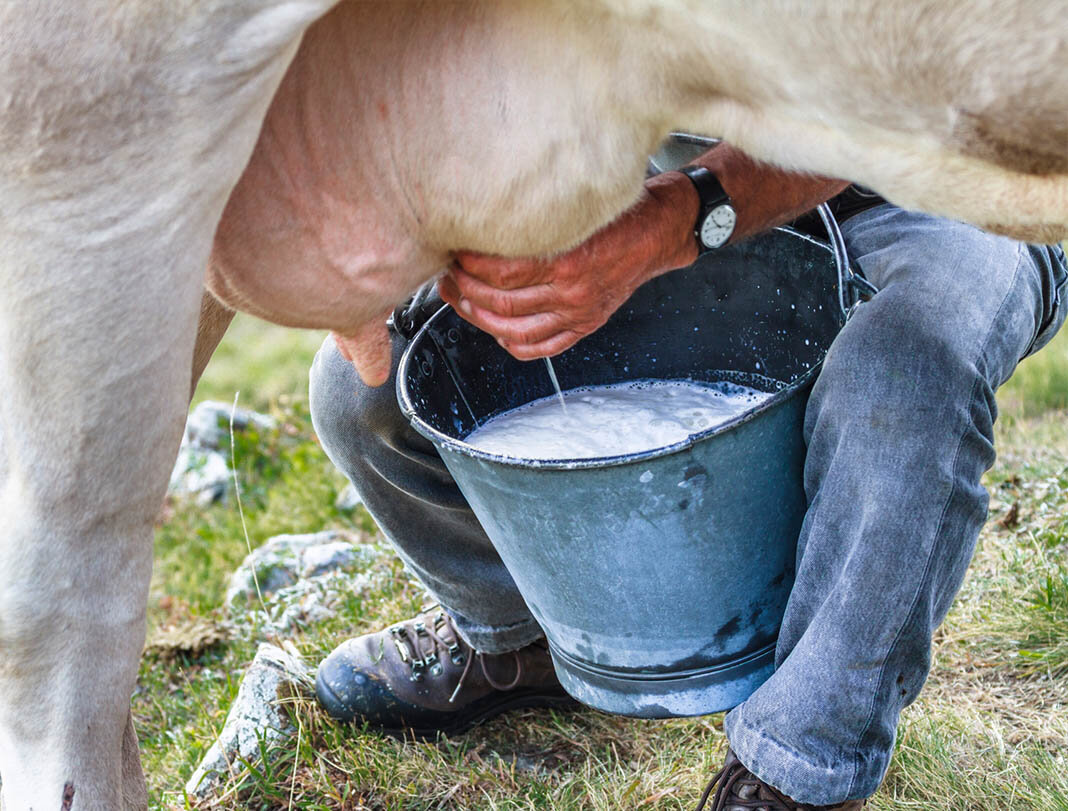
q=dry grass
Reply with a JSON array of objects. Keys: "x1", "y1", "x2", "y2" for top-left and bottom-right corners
[{"x1": 869, "y1": 409, "x2": 1068, "y2": 810}]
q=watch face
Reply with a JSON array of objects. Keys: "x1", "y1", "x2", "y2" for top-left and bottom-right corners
[{"x1": 700, "y1": 204, "x2": 737, "y2": 249}]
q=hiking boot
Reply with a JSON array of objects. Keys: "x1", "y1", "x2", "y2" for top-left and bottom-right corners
[
  {"x1": 695, "y1": 749, "x2": 867, "y2": 811},
  {"x1": 315, "y1": 606, "x2": 577, "y2": 737}
]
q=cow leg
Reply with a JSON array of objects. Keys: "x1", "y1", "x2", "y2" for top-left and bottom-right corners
[
  {"x1": 0, "y1": 237, "x2": 206, "y2": 810},
  {"x1": 0, "y1": 3, "x2": 344, "y2": 806},
  {"x1": 191, "y1": 289, "x2": 236, "y2": 399},
  {"x1": 120, "y1": 714, "x2": 148, "y2": 811}
]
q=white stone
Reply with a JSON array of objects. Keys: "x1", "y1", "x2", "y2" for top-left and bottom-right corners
[
  {"x1": 168, "y1": 446, "x2": 232, "y2": 505},
  {"x1": 300, "y1": 539, "x2": 362, "y2": 579},
  {"x1": 233, "y1": 571, "x2": 378, "y2": 634},
  {"x1": 184, "y1": 643, "x2": 311, "y2": 798},
  {"x1": 225, "y1": 530, "x2": 376, "y2": 609},
  {"x1": 334, "y1": 482, "x2": 363, "y2": 512},
  {"x1": 184, "y1": 400, "x2": 276, "y2": 452},
  {"x1": 268, "y1": 571, "x2": 375, "y2": 630},
  {"x1": 167, "y1": 401, "x2": 275, "y2": 503}
]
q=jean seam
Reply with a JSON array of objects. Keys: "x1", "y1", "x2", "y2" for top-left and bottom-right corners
[
  {"x1": 732, "y1": 716, "x2": 840, "y2": 782},
  {"x1": 1024, "y1": 253, "x2": 1068, "y2": 358},
  {"x1": 844, "y1": 242, "x2": 1024, "y2": 798},
  {"x1": 447, "y1": 611, "x2": 538, "y2": 634},
  {"x1": 443, "y1": 606, "x2": 542, "y2": 651}
]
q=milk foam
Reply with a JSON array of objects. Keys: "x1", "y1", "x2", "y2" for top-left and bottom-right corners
[{"x1": 465, "y1": 379, "x2": 774, "y2": 460}]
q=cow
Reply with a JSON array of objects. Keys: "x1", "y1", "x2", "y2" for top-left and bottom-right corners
[{"x1": 0, "y1": 1, "x2": 1064, "y2": 808}]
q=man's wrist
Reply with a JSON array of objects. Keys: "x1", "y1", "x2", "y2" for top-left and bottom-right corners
[
  {"x1": 686, "y1": 144, "x2": 849, "y2": 242},
  {"x1": 643, "y1": 170, "x2": 701, "y2": 272},
  {"x1": 630, "y1": 143, "x2": 847, "y2": 283}
]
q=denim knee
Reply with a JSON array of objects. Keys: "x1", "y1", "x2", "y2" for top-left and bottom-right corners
[{"x1": 308, "y1": 333, "x2": 406, "y2": 472}]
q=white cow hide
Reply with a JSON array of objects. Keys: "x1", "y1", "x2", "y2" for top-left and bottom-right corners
[{"x1": 0, "y1": 1, "x2": 1064, "y2": 809}]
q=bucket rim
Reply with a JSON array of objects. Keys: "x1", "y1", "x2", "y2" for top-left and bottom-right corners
[
  {"x1": 398, "y1": 318, "x2": 823, "y2": 471},
  {"x1": 399, "y1": 224, "x2": 844, "y2": 471}
]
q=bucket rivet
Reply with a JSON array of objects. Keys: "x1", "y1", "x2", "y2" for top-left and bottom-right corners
[
  {"x1": 446, "y1": 327, "x2": 461, "y2": 345},
  {"x1": 420, "y1": 359, "x2": 433, "y2": 376}
]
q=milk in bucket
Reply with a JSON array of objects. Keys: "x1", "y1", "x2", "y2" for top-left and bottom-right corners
[{"x1": 467, "y1": 379, "x2": 774, "y2": 460}]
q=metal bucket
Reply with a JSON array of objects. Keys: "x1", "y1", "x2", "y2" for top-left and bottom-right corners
[{"x1": 398, "y1": 210, "x2": 859, "y2": 718}]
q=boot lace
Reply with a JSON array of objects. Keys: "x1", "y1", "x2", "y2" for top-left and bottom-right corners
[
  {"x1": 694, "y1": 754, "x2": 866, "y2": 811},
  {"x1": 387, "y1": 607, "x2": 523, "y2": 703},
  {"x1": 695, "y1": 754, "x2": 797, "y2": 811}
]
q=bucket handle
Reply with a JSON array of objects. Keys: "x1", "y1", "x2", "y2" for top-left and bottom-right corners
[
  {"x1": 659, "y1": 132, "x2": 877, "y2": 321},
  {"x1": 815, "y1": 202, "x2": 878, "y2": 321}
]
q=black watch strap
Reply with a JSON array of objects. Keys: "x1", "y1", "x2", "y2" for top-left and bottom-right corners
[
  {"x1": 679, "y1": 165, "x2": 731, "y2": 210},
  {"x1": 679, "y1": 166, "x2": 734, "y2": 252}
]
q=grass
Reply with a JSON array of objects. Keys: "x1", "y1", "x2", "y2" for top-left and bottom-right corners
[
  {"x1": 191, "y1": 314, "x2": 328, "y2": 412},
  {"x1": 141, "y1": 317, "x2": 1068, "y2": 809},
  {"x1": 1000, "y1": 328, "x2": 1068, "y2": 417}
]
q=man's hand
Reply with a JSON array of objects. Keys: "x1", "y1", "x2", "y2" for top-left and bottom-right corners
[
  {"x1": 439, "y1": 143, "x2": 848, "y2": 361},
  {"x1": 439, "y1": 174, "x2": 699, "y2": 359}
]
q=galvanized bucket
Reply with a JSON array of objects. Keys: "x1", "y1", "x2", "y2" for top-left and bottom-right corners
[{"x1": 398, "y1": 208, "x2": 862, "y2": 717}]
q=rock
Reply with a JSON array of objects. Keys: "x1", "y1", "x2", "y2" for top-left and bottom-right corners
[
  {"x1": 185, "y1": 643, "x2": 311, "y2": 799},
  {"x1": 334, "y1": 482, "x2": 363, "y2": 512},
  {"x1": 184, "y1": 400, "x2": 276, "y2": 452},
  {"x1": 510, "y1": 754, "x2": 542, "y2": 775},
  {"x1": 225, "y1": 530, "x2": 375, "y2": 608},
  {"x1": 299, "y1": 538, "x2": 364, "y2": 579},
  {"x1": 167, "y1": 401, "x2": 275, "y2": 504},
  {"x1": 259, "y1": 570, "x2": 375, "y2": 631},
  {"x1": 168, "y1": 446, "x2": 231, "y2": 506},
  {"x1": 226, "y1": 530, "x2": 383, "y2": 633}
]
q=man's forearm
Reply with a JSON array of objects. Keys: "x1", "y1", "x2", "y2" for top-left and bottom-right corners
[
  {"x1": 644, "y1": 143, "x2": 850, "y2": 273},
  {"x1": 442, "y1": 141, "x2": 850, "y2": 360}
]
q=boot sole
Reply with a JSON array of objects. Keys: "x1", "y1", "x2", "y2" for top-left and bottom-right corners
[
  {"x1": 316, "y1": 669, "x2": 581, "y2": 740},
  {"x1": 388, "y1": 689, "x2": 583, "y2": 740}
]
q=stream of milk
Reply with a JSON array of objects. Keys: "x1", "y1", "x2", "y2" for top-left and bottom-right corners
[{"x1": 465, "y1": 379, "x2": 774, "y2": 460}]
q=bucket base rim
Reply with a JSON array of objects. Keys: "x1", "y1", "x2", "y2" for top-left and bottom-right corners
[{"x1": 548, "y1": 641, "x2": 776, "y2": 719}]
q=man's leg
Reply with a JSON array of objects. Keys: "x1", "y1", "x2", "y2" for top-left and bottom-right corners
[
  {"x1": 309, "y1": 329, "x2": 572, "y2": 733},
  {"x1": 310, "y1": 330, "x2": 541, "y2": 651},
  {"x1": 723, "y1": 206, "x2": 1067, "y2": 804}
]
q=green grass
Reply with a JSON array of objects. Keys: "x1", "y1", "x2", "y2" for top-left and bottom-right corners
[
  {"x1": 1000, "y1": 328, "x2": 1068, "y2": 418},
  {"x1": 143, "y1": 317, "x2": 1068, "y2": 810},
  {"x1": 192, "y1": 313, "x2": 327, "y2": 412},
  {"x1": 881, "y1": 715, "x2": 1068, "y2": 810}
]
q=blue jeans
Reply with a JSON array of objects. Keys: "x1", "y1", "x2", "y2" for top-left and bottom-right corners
[{"x1": 309, "y1": 206, "x2": 1067, "y2": 804}]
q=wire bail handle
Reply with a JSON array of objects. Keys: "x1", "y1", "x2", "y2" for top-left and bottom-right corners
[
  {"x1": 816, "y1": 202, "x2": 877, "y2": 321},
  {"x1": 656, "y1": 133, "x2": 877, "y2": 321}
]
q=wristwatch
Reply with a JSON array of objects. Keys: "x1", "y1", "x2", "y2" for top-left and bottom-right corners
[{"x1": 679, "y1": 166, "x2": 737, "y2": 251}]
